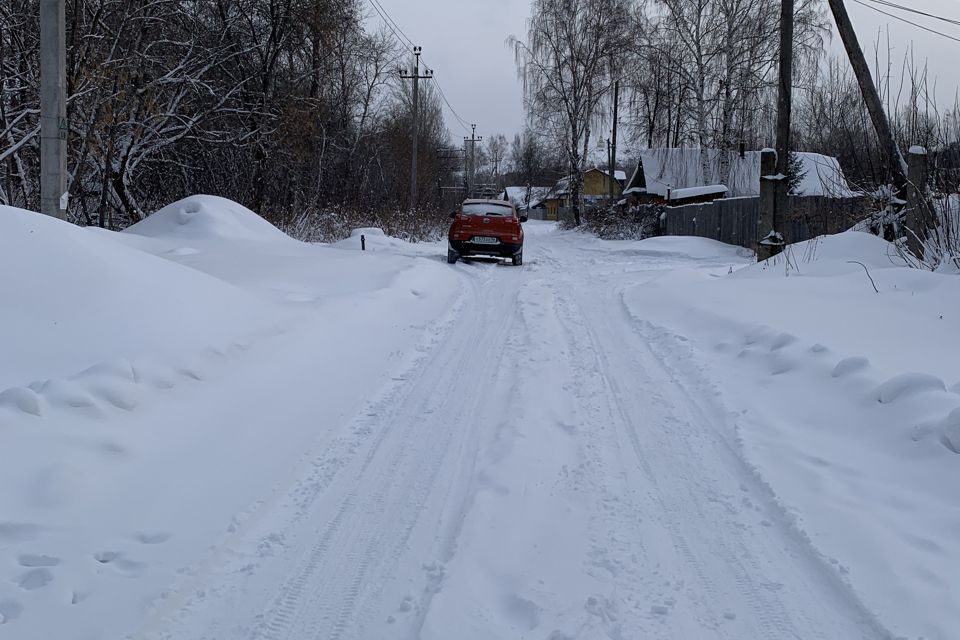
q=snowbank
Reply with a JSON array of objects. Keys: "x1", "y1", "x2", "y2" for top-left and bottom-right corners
[
  {"x1": 628, "y1": 230, "x2": 960, "y2": 639},
  {"x1": 125, "y1": 195, "x2": 293, "y2": 243},
  {"x1": 582, "y1": 232, "x2": 752, "y2": 262},
  {"x1": 0, "y1": 204, "x2": 269, "y2": 389},
  {"x1": 0, "y1": 199, "x2": 460, "y2": 640},
  {"x1": 733, "y1": 231, "x2": 900, "y2": 278},
  {"x1": 332, "y1": 227, "x2": 442, "y2": 258}
]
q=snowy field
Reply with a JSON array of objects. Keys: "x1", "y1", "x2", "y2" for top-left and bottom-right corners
[{"x1": 1, "y1": 197, "x2": 957, "y2": 639}]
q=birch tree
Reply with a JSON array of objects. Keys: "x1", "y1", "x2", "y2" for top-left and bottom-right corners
[{"x1": 513, "y1": 0, "x2": 630, "y2": 226}]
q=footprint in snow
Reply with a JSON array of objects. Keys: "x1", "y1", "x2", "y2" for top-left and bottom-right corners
[
  {"x1": 874, "y1": 373, "x2": 945, "y2": 404},
  {"x1": 831, "y1": 356, "x2": 869, "y2": 378},
  {"x1": 94, "y1": 551, "x2": 147, "y2": 577},
  {"x1": 135, "y1": 532, "x2": 171, "y2": 545},
  {"x1": 0, "y1": 387, "x2": 43, "y2": 416},
  {"x1": 0, "y1": 600, "x2": 23, "y2": 624},
  {"x1": 18, "y1": 554, "x2": 60, "y2": 567},
  {"x1": 16, "y1": 568, "x2": 54, "y2": 591},
  {"x1": 0, "y1": 522, "x2": 43, "y2": 543}
]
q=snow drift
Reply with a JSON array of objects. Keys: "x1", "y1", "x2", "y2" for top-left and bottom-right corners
[
  {"x1": 629, "y1": 230, "x2": 960, "y2": 639},
  {"x1": 0, "y1": 198, "x2": 461, "y2": 640},
  {"x1": 125, "y1": 195, "x2": 293, "y2": 243},
  {"x1": 0, "y1": 203, "x2": 269, "y2": 390}
]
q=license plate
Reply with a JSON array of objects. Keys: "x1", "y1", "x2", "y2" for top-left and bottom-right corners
[{"x1": 471, "y1": 236, "x2": 499, "y2": 244}]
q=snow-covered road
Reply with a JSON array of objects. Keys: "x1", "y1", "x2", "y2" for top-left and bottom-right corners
[
  {"x1": 7, "y1": 200, "x2": 956, "y2": 639},
  {"x1": 136, "y1": 224, "x2": 886, "y2": 639}
]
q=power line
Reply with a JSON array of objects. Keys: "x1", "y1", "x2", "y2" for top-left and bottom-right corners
[
  {"x1": 364, "y1": 0, "x2": 473, "y2": 133},
  {"x1": 862, "y1": 0, "x2": 960, "y2": 28},
  {"x1": 855, "y1": 0, "x2": 960, "y2": 43},
  {"x1": 368, "y1": 0, "x2": 414, "y2": 48},
  {"x1": 425, "y1": 70, "x2": 472, "y2": 132},
  {"x1": 365, "y1": 0, "x2": 412, "y2": 50}
]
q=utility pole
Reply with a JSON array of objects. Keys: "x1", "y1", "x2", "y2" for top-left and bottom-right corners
[
  {"x1": 40, "y1": 0, "x2": 67, "y2": 220},
  {"x1": 464, "y1": 124, "x2": 481, "y2": 198},
  {"x1": 760, "y1": 0, "x2": 794, "y2": 260},
  {"x1": 400, "y1": 46, "x2": 432, "y2": 210},
  {"x1": 609, "y1": 79, "x2": 619, "y2": 204},
  {"x1": 437, "y1": 147, "x2": 466, "y2": 209},
  {"x1": 827, "y1": 0, "x2": 907, "y2": 192}
]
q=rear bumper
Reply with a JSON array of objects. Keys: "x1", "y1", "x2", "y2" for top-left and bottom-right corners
[{"x1": 449, "y1": 239, "x2": 522, "y2": 257}]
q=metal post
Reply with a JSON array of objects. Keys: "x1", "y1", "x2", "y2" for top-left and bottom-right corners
[{"x1": 40, "y1": 0, "x2": 67, "y2": 219}]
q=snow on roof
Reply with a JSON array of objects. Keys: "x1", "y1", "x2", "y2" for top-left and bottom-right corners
[
  {"x1": 791, "y1": 153, "x2": 859, "y2": 197},
  {"x1": 503, "y1": 186, "x2": 551, "y2": 207},
  {"x1": 668, "y1": 185, "x2": 728, "y2": 200},
  {"x1": 595, "y1": 168, "x2": 628, "y2": 182},
  {"x1": 631, "y1": 149, "x2": 857, "y2": 198},
  {"x1": 462, "y1": 198, "x2": 512, "y2": 206}
]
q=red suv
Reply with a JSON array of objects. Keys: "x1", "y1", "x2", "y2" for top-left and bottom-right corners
[{"x1": 447, "y1": 199, "x2": 527, "y2": 265}]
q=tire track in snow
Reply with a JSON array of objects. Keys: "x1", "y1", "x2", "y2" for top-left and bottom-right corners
[
  {"x1": 539, "y1": 242, "x2": 888, "y2": 639},
  {"x1": 625, "y1": 310, "x2": 894, "y2": 639},
  {"x1": 546, "y1": 276, "x2": 732, "y2": 636},
  {"x1": 215, "y1": 262, "x2": 523, "y2": 640}
]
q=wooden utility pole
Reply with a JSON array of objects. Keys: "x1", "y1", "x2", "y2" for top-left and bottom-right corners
[
  {"x1": 608, "y1": 79, "x2": 619, "y2": 204},
  {"x1": 464, "y1": 124, "x2": 481, "y2": 197},
  {"x1": 827, "y1": 0, "x2": 907, "y2": 191},
  {"x1": 40, "y1": 0, "x2": 67, "y2": 219},
  {"x1": 400, "y1": 46, "x2": 432, "y2": 210},
  {"x1": 759, "y1": 0, "x2": 795, "y2": 260},
  {"x1": 768, "y1": 0, "x2": 794, "y2": 259}
]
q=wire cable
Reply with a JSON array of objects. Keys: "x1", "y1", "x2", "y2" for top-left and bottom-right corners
[
  {"x1": 368, "y1": 0, "x2": 415, "y2": 48},
  {"x1": 855, "y1": 0, "x2": 960, "y2": 43},
  {"x1": 364, "y1": 0, "x2": 473, "y2": 133},
  {"x1": 862, "y1": 0, "x2": 960, "y2": 28}
]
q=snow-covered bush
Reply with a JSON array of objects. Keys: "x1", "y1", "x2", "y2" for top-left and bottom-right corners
[
  {"x1": 897, "y1": 194, "x2": 960, "y2": 273},
  {"x1": 583, "y1": 203, "x2": 663, "y2": 240},
  {"x1": 273, "y1": 206, "x2": 448, "y2": 244}
]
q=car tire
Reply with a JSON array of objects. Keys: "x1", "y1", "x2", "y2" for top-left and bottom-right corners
[
  {"x1": 447, "y1": 249, "x2": 459, "y2": 264},
  {"x1": 512, "y1": 251, "x2": 523, "y2": 266}
]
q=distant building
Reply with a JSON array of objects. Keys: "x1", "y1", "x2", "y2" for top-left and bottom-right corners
[
  {"x1": 540, "y1": 168, "x2": 626, "y2": 220},
  {"x1": 624, "y1": 149, "x2": 857, "y2": 205}
]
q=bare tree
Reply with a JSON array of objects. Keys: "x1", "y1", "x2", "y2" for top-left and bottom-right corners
[
  {"x1": 0, "y1": 0, "x2": 453, "y2": 232},
  {"x1": 513, "y1": 0, "x2": 629, "y2": 226},
  {"x1": 486, "y1": 133, "x2": 508, "y2": 180}
]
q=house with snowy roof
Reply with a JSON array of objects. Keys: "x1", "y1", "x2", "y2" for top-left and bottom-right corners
[
  {"x1": 540, "y1": 168, "x2": 627, "y2": 220},
  {"x1": 501, "y1": 186, "x2": 551, "y2": 209},
  {"x1": 623, "y1": 149, "x2": 857, "y2": 205}
]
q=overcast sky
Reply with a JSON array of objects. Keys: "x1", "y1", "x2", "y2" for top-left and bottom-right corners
[{"x1": 373, "y1": 0, "x2": 960, "y2": 144}]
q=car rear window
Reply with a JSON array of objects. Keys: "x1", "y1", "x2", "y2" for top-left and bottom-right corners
[{"x1": 461, "y1": 203, "x2": 513, "y2": 216}]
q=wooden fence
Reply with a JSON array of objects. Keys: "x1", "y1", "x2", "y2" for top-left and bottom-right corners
[{"x1": 662, "y1": 195, "x2": 868, "y2": 250}]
